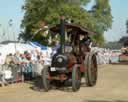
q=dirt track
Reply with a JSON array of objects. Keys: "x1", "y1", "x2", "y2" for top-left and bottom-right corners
[{"x1": 0, "y1": 64, "x2": 128, "y2": 102}]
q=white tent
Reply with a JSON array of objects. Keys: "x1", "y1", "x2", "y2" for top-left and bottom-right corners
[{"x1": 0, "y1": 43, "x2": 35, "y2": 64}]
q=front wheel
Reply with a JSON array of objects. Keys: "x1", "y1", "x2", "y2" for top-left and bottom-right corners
[
  {"x1": 72, "y1": 65, "x2": 81, "y2": 92},
  {"x1": 42, "y1": 66, "x2": 50, "y2": 92}
]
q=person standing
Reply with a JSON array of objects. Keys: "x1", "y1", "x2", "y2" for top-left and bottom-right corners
[{"x1": 0, "y1": 53, "x2": 4, "y2": 64}]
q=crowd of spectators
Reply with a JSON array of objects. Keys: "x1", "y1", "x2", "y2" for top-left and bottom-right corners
[
  {"x1": 0, "y1": 48, "x2": 51, "y2": 86},
  {"x1": 4, "y1": 49, "x2": 46, "y2": 65}
]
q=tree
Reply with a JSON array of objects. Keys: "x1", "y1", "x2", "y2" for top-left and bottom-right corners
[
  {"x1": 118, "y1": 20, "x2": 128, "y2": 47},
  {"x1": 21, "y1": 0, "x2": 96, "y2": 44},
  {"x1": 119, "y1": 36, "x2": 128, "y2": 47},
  {"x1": 21, "y1": 0, "x2": 112, "y2": 46},
  {"x1": 90, "y1": 0, "x2": 112, "y2": 46},
  {"x1": 91, "y1": 0, "x2": 112, "y2": 33},
  {"x1": 21, "y1": 0, "x2": 91, "y2": 28}
]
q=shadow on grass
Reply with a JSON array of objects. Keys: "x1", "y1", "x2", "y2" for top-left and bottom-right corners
[
  {"x1": 29, "y1": 78, "x2": 85, "y2": 92},
  {"x1": 55, "y1": 82, "x2": 89, "y2": 92},
  {"x1": 28, "y1": 77, "x2": 91, "y2": 92},
  {"x1": 29, "y1": 76, "x2": 44, "y2": 92}
]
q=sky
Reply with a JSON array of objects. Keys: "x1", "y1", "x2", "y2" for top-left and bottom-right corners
[
  {"x1": 0, "y1": 0, "x2": 128, "y2": 42},
  {"x1": 104, "y1": 0, "x2": 128, "y2": 42},
  {"x1": 0, "y1": 0, "x2": 24, "y2": 41}
]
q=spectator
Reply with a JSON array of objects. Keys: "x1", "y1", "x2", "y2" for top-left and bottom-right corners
[
  {"x1": 24, "y1": 51, "x2": 31, "y2": 61},
  {"x1": 0, "y1": 53, "x2": 4, "y2": 64},
  {"x1": 13, "y1": 52, "x2": 21, "y2": 64},
  {"x1": 5, "y1": 53, "x2": 13, "y2": 64}
]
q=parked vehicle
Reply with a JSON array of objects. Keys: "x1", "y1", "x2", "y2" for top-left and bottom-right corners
[
  {"x1": 119, "y1": 47, "x2": 128, "y2": 62},
  {"x1": 111, "y1": 50, "x2": 121, "y2": 56},
  {"x1": 109, "y1": 50, "x2": 121, "y2": 63}
]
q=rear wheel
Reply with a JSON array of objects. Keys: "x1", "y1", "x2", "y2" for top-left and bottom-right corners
[
  {"x1": 42, "y1": 66, "x2": 50, "y2": 92},
  {"x1": 85, "y1": 53, "x2": 98, "y2": 86},
  {"x1": 72, "y1": 65, "x2": 81, "y2": 91}
]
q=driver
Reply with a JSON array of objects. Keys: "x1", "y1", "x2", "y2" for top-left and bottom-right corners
[{"x1": 80, "y1": 35, "x2": 92, "y2": 54}]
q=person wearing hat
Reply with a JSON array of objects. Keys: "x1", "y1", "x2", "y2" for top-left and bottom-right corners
[{"x1": 80, "y1": 35, "x2": 92, "y2": 53}]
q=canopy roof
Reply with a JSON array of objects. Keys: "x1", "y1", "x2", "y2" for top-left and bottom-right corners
[{"x1": 49, "y1": 23, "x2": 96, "y2": 35}]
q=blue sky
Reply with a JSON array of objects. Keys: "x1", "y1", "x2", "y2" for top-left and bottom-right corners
[
  {"x1": 104, "y1": 0, "x2": 128, "y2": 41},
  {"x1": 0, "y1": 0, "x2": 128, "y2": 42},
  {"x1": 0, "y1": 0, "x2": 24, "y2": 41}
]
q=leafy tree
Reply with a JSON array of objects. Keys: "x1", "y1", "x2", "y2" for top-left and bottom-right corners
[
  {"x1": 21, "y1": 0, "x2": 95, "y2": 44},
  {"x1": 118, "y1": 20, "x2": 128, "y2": 47},
  {"x1": 91, "y1": 0, "x2": 112, "y2": 33},
  {"x1": 21, "y1": 0, "x2": 112, "y2": 46},
  {"x1": 92, "y1": 33, "x2": 105, "y2": 46},
  {"x1": 21, "y1": 0, "x2": 91, "y2": 28},
  {"x1": 90, "y1": 0, "x2": 112, "y2": 46},
  {"x1": 119, "y1": 36, "x2": 128, "y2": 47}
]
